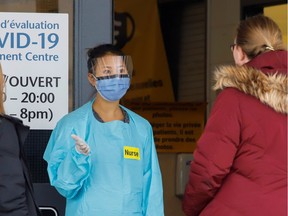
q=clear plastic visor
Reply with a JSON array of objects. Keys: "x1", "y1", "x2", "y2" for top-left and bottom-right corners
[{"x1": 91, "y1": 55, "x2": 133, "y2": 80}]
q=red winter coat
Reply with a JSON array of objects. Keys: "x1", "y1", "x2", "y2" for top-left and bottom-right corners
[{"x1": 182, "y1": 50, "x2": 287, "y2": 216}]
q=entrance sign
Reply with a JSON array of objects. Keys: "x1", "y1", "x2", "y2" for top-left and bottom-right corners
[{"x1": 0, "y1": 12, "x2": 68, "y2": 129}]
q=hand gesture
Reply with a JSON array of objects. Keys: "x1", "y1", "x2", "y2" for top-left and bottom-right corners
[{"x1": 71, "y1": 134, "x2": 90, "y2": 155}]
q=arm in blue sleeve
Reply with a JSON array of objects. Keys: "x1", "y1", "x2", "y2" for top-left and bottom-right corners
[
  {"x1": 44, "y1": 123, "x2": 91, "y2": 199},
  {"x1": 142, "y1": 124, "x2": 164, "y2": 216}
]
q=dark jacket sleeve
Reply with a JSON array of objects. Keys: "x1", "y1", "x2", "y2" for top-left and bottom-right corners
[
  {"x1": 0, "y1": 118, "x2": 30, "y2": 216},
  {"x1": 182, "y1": 89, "x2": 241, "y2": 216}
]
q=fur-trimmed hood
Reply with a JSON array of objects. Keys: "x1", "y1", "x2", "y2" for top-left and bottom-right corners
[{"x1": 213, "y1": 65, "x2": 288, "y2": 114}]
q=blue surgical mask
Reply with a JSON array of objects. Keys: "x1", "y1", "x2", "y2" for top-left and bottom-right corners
[{"x1": 95, "y1": 76, "x2": 130, "y2": 101}]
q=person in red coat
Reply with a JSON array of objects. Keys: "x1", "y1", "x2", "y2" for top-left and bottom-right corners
[{"x1": 182, "y1": 15, "x2": 287, "y2": 216}]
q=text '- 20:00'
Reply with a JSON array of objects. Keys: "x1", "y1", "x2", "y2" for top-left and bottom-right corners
[{"x1": 21, "y1": 92, "x2": 55, "y2": 103}]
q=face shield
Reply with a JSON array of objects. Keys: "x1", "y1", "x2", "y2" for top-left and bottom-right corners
[
  {"x1": 91, "y1": 55, "x2": 133, "y2": 80},
  {"x1": 90, "y1": 55, "x2": 133, "y2": 101}
]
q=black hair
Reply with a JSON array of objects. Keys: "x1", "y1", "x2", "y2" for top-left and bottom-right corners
[{"x1": 87, "y1": 44, "x2": 125, "y2": 73}]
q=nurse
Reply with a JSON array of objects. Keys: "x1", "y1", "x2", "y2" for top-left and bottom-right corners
[{"x1": 43, "y1": 44, "x2": 164, "y2": 216}]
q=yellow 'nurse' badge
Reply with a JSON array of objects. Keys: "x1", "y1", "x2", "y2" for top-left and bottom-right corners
[{"x1": 124, "y1": 146, "x2": 140, "y2": 160}]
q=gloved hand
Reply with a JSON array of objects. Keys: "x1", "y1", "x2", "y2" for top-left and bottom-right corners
[{"x1": 71, "y1": 134, "x2": 90, "y2": 155}]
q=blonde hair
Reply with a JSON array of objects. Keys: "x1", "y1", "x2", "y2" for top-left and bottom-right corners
[
  {"x1": 0, "y1": 63, "x2": 5, "y2": 114},
  {"x1": 236, "y1": 15, "x2": 285, "y2": 59}
]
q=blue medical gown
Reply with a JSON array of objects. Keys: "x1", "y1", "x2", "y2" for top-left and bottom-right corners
[{"x1": 43, "y1": 101, "x2": 164, "y2": 216}]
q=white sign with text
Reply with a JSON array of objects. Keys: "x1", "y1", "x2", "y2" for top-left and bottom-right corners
[{"x1": 0, "y1": 12, "x2": 68, "y2": 129}]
